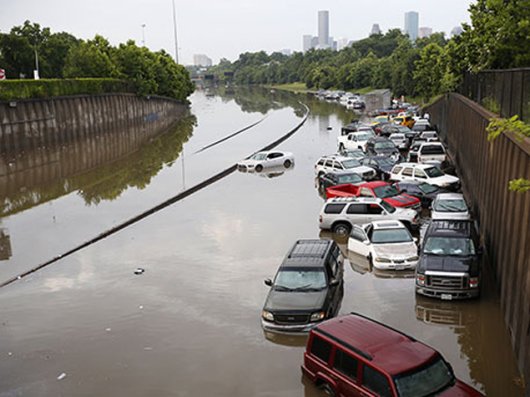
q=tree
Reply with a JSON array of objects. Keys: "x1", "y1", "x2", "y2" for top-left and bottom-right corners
[
  {"x1": 414, "y1": 43, "x2": 444, "y2": 100},
  {"x1": 63, "y1": 35, "x2": 116, "y2": 78}
]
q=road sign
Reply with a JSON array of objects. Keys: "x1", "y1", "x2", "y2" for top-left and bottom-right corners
[{"x1": 0, "y1": 69, "x2": 5, "y2": 80}]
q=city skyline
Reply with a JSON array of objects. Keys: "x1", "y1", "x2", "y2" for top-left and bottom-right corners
[{"x1": 0, "y1": 0, "x2": 474, "y2": 65}]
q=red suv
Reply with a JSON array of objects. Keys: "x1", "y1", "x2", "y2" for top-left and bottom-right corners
[{"x1": 302, "y1": 313, "x2": 484, "y2": 396}]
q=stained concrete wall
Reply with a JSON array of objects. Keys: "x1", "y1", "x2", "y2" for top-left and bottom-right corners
[
  {"x1": 425, "y1": 93, "x2": 530, "y2": 385},
  {"x1": 0, "y1": 93, "x2": 188, "y2": 154}
]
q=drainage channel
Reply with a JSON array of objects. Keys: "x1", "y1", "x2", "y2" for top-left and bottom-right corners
[{"x1": 0, "y1": 103, "x2": 309, "y2": 288}]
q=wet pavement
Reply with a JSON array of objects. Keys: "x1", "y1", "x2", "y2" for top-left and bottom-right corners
[{"x1": 0, "y1": 87, "x2": 525, "y2": 396}]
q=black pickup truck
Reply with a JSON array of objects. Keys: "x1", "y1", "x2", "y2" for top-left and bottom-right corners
[{"x1": 415, "y1": 220, "x2": 482, "y2": 300}]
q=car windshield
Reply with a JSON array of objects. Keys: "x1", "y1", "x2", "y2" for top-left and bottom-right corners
[
  {"x1": 380, "y1": 200, "x2": 396, "y2": 214},
  {"x1": 274, "y1": 269, "x2": 327, "y2": 291},
  {"x1": 252, "y1": 153, "x2": 267, "y2": 161},
  {"x1": 425, "y1": 167, "x2": 444, "y2": 178},
  {"x1": 423, "y1": 237, "x2": 476, "y2": 256},
  {"x1": 373, "y1": 185, "x2": 399, "y2": 198},
  {"x1": 342, "y1": 159, "x2": 362, "y2": 168},
  {"x1": 343, "y1": 150, "x2": 364, "y2": 159},
  {"x1": 394, "y1": 357, "x2": 454, "y2": 397},
  {"x1": 397, "y1": 126, "x2": 411, "y2": 133},
  {"x1": 372, "y1": 228, "x2": 412, "y2": 244},
  {"x1": 374, "y1": 141, "x2": 396, "y2": 150},
  {"x1": 338, "y1": 174, "x2": 363, "y2": 184},
  {"x1": 434, "y1": 198, "x2": 468, "y2": 212},
  {"x1": 418, "y1": 182, "x2": 438, "y2": 194},
  {"x1": 356, "y1": 132, "x2": 372, "y2": 140},
  {"x1": 374, "y1": 157, "x2": 394, "y2": 166}
]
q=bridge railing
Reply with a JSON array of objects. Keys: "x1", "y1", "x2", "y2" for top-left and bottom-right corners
[{"x1": 460, "y1": 68, "x2": 530, "y2": 122}]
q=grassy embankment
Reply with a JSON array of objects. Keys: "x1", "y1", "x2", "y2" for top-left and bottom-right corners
[
  {"x1": 0, "y1": 78, "x2": 134, "y2": 101},
  {"x1": 268, "y1": 83, "x2": 376, "y2": 96}
]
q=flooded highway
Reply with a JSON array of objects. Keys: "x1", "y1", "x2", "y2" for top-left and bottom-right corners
[{"x1": 0, "y1": 87, "x2": 525, "y2": 396}]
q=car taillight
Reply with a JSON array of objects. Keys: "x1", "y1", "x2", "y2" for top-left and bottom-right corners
[
  {"x1": 469, "y1": 277, "x2": 479, "y2": 288},
  {"x1": 417, "y1": 274, "x2": 425, "y2": 286},
  {"x1": 319, "y1": 215, "x2": 322, "y2": 223}
]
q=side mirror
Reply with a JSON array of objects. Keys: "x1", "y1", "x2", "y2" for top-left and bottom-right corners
[
  {"x1": 264, "y1": 279, "x2": 273, "y2": 287},
  {"x1": 330, "y1": 280, "x2": 340, "y2": 287},
  {"x1": 413, "y1": 237, "x2": 418, "y2": 243},
  {"x1": 363, "y1": 239, "x2": 371, "y2": 245}
]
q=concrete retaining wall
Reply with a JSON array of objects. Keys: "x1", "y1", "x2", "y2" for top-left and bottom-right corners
[{"x1": 0, "y1": 94, "x2": 188, "y2": 154}]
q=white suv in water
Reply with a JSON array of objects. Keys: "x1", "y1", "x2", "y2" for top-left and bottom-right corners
[
  {"x1": 318, "y1": 197, "x2": 419, "y2": 235},
  {"x1": 390, "y1": 163, "x2": 460, "y2": 191},
  {"x1": 315, "y1": 155, "x2": 376, "y2": 181}
]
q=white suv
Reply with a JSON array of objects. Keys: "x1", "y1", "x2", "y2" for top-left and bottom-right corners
[
  {"x1": 390, "y1": 163, "x2": 460, "y2": 191},
  {"x1": 417, "y1": 142, "x2": 446, "y2": 165},
  {"x1": 315, "y1": 155, "x2": 376, "y2": 180},
  {"x1": 318, "y1": 197, "x2": 419, "y2": 235}
]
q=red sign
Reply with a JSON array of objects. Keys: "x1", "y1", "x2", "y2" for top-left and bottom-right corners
[{"x1": 0, "y1": 69, "x2": 5, "y2": 80}]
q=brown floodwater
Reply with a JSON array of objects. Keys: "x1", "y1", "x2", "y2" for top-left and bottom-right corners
[{"x1": 0, "y1": 87, "x2": 524, "y2": 396}]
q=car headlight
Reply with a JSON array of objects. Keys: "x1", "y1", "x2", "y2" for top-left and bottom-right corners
[
  {"x1": 374, "y1": 257, "x2": 391, "y2": 263},
  {"x1": 407, "y1": 256, "x2": 419, "y2": 261},
  {"x1": 262, "y1": 310, "x2": 274, "y2": 321},
  {"x1": 310, "y1": 311, "x2": 326, "y2": 322}
]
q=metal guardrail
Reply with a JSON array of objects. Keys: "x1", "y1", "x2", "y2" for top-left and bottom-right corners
[{"x1": 460, "y1": 68, "x2": 530, "y2": 122}]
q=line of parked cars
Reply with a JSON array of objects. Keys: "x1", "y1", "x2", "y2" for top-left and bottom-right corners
[{"x1": 251, "y1": 109, "x2": 484, "y2": 396}]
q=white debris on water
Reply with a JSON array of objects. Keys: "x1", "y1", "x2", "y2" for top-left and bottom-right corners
[{"x1": 57, "y1": 373, "x2": 66, "y2": 381}]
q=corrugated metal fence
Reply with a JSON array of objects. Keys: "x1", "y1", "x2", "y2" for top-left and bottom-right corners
[
  {"x1": 425, "y1": 93, "x2": 530, "y2": 384},
  {"x1": 460, "y1": 68, "x2": 530, "y2": 122}
]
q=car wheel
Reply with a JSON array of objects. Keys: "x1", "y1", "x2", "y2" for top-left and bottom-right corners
[
  {"x1": 255, "y1": 164, "x2": 263, "y2": 172},
  {"x1": 332, "y1": 222, "x2": 351, "y2": 236},
  {"x1": 283, "y1": 159, "x2": 292, "y2": 168},
  {"x1": 320, "y1": 383, "x2": 336, "y2": 397}
]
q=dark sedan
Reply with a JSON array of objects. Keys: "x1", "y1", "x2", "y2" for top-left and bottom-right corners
[
  {"x1": 365, "y1": 137, "x2": 400, "y2": 161},
  {"x1": 318, "y1": 170, "x2": 364, "y2": 191},
  {"x1": 394, "y1": 180, "x2": 449, "y2": 208},
  {"x1": 361, "y1": 155, "x2": 398, "y2": 180}
]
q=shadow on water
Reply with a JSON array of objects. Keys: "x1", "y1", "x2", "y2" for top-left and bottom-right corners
[{"x1": 0, "y1": 114, "x2": 196, "y2": 216}]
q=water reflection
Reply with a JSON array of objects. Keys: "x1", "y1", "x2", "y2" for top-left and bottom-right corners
[
  {"x1": 263, "y1": 330, "x2": 308, "y2": 347},
  {"x1": 237, "y1": 164, "x2": 295, "y2": 179},
  {"x1": 0, "y1": 227, "x2": 12, "y2": 260},
  {"x1": 0, "y1": 115, "x2": 196, "y2": 216}
]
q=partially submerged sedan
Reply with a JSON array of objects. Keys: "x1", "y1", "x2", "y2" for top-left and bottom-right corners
[
  {"x1": 348, "y1": 220, "x2": 419, "y2": 270},
  {"x1": 237, "y1": 150, "x2": 294, "y2": 172}
]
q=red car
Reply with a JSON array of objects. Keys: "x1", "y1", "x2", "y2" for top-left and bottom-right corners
[
  {"x1": 326, "y1": 181, "x2": 421, "y2": 210},
  {"x1": 302, "y1": 313, "x2": 485, "y2": 397}
]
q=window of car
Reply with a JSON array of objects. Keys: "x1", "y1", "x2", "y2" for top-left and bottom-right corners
[
  {"x1": 334, "y1": 349, "x2": 359, "y2": 380},
  {"x1": 394, "y1": 357, "x2": 454, "y2": 397},
  {"x1": 325, "y1": 160, "x2": 334, "y2": 168},
  {"x1": 368, "y1": 204, "x2": 383, "y2": 215},
  {"x1": 392, "y1": 165, "x2": 403, "y2": 174},
  {"x1": 425, "y1": 167, "x2": 444, "y2": 178},
  {"x1": 423, "y1": 237, "x2": 476, "y2": 256},
  {"x1": 268, "y1": 152, "x2": 283, "y2": 159},
  {"x1": 350, "y1": 226, "x2": 367, "y2": 241},
  {"x1": 337, "y1": 174, "x2": 363, "y2": 185},
  {"x1": 418, "y1": 182, "x2": 438, "y2": 194},
  {"x1": 325, "y1": 203, "x2": 347, "y2": 214},
  {"x1": 415, "y1": 169, "x2": 427, "y2": 179},
  {"x1": 347, "y1": 203, "x2": 368, "y2": 214},
  {"x1": 360, "y1": 187, "x2": 374, "y2": 197},
  {"x1": 310, "y1": 335, "x2": 332, "y2": 363},
  {"x1": 252, "y1": 153, "x2": 267, "y2": 160},
  {"x1": 420, "y1": 145, "x2": 445, "y2": 155},
  {"x1": 373, "y1": 185, "x2": 399, "y2": 198},
  {"x1": 341, "y1": 159, "x2": 362, "y2": 169},
  {"x1": 363, "y1": 366, "x2": 392, "y2": 397},
  {"x1": 274, "y1": 268, "x2": 327, "y2": 291},
  {"x1": 318, "y1": 159, "x2": 325, "y2": 166},
  {"x1": 374, "y1": 141, "x2": 396, "y2": 150},
  {"x1": 433, "y1": 198, "x2": 468, "y2": 212},
  {"x1": 372, "y1": 228, "x2": 413, "y2": 243},
  {"x1": 380, "y1": 201, "x2": 397, "y2": 214},
  {"x1": 402, "y1": 168, "x2": 414, "y2": 177}
]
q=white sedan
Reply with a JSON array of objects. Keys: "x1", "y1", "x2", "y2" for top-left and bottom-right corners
[
  {"x1": 237, "y1": 150, "x2": 294, "y2": 172},
  {"x1": 348, "y1": 220, "x2": 419, "y2": 270}
]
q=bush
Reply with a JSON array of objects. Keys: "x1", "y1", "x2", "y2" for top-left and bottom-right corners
[{"x1": 0, "y1": 78, "x2": 135, "y2": 101}]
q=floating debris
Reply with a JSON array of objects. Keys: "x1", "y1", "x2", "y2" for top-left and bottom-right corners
[
  {"x1": 57, "y1": 373, "x2": 66, "y2": 381},
  {"x1": 134, "y1": 268, "x2": 145, "y2": 275}
]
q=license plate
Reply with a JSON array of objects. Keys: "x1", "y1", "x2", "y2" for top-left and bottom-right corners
[{"x1": 441, "y1": 294, "x2": 453, "y2": 300}]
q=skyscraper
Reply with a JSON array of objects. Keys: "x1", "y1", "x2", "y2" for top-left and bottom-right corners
[
  {"x1": 404, "y1": 11, "x2": 419, "y2": 41},
  {"x1": 318, "y1": 10, "x2": 330, "y2": 49},
  {"x1": 303, "y1": 35, "x2": 314, "y2": 52}
]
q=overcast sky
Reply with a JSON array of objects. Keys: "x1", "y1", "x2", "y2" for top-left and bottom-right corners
[{"x1": 0, "y1": 0, "x2": 474, "y2": 65}]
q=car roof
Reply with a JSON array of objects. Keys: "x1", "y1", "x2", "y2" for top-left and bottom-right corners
[
  {"x1": 326, "y1": 197, "x2": 382, "y2": 204},
  {"x1": 314, "y1": 313, "x2": 437, "y2": 375},
  {"x1": 361, "y1": 181, "x2": 388, "y2": 188},
  {"x1": 325, "y1": 169, "x2": 363, "y2": 176},
  {"x1": 319, "y1": 154, "x2": 351, "y2": 161},
  {"x1": 425, "y1": 220, "x2": 474, "y2": 238},
  {"x1": 435, "y1": 193, "x2": 465, "y2": 200},
  {"x1": 282, "y1": 239, "x2": 333, "y2": 268},
  {"x1": 371, "y1": 220, "x2": 406, "y2": 229},
  {"x1": 394, "y1": 162, "x2": 434, "y2": 170}
]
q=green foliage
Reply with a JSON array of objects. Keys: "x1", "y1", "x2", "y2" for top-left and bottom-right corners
[
  {"x1": 0, "y1": 78, "x2": 134, "y2": 101},
  {"x1": 482, "y1": 96, "x2": 501, "y2": 114},
  {"x1": 486, "y1": 115, "x2": 530, "y2": 193},
  {"x1": 0, "y1": 21, "x2": 194, "y2": 101},
  {"x1": 414, "y1": 43, "x2": 444, "y2": 100}
]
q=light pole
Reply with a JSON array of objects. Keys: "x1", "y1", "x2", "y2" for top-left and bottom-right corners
[
  {"x1": 172, "y1": 0, "x2": 179, "y2": 63},
  {"x1": 141, "y1": 24, "x2": 146, "y2": 46},
  {"x1": 34, "y1": 47, "x2": 39, "y2": 80}
]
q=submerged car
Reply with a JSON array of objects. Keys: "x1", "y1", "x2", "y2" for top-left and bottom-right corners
[
  {"x1": 365, "y1": 137, "x2": 400, "y2": 161},
  {"x1": 390, "y1": 163, "x2": 460, "y2": 191},
  {"x1": 394, "y1": 180, "x2": 449, "y2": 208},
  {"x1": 431, "y1": 193, "x2": 471, "y2": 220},
  {"x1": 261, "y1": 239, "x2": 344, "y2": 333},
  {"x1": 348, "y1": 220, "x2": 419, "y2": 270},
  {"x1": 237, "y1": 150, "x2": 294, "y2": 172},
  {"x1": 318, "y1": 170, "x2": 364, "y2": 191},
  {"x1": 361, "y1": 155, "x2": 397, "y2": 180}
]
